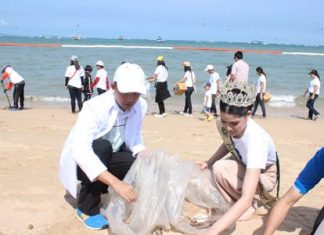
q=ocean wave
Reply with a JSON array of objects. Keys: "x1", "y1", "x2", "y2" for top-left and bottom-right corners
[
  {"x1": 27, "y1": 96, "x2": 69, "y2": 103},
  {"x1": 268, "y1": 95, "x2": 296, "y2": 107}
]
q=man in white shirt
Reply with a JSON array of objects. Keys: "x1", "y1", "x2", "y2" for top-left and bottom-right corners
[
  {"x1": 229, "y1": 51, "x2": 249, "y2": 83},
  {"x1": 59, "y1": 63, "x2": 148, "y2": 230}
]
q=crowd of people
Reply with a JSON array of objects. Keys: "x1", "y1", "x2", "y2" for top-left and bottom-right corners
[{"x1": 1, "y1": 51, "x2": 322, "y2": 234}]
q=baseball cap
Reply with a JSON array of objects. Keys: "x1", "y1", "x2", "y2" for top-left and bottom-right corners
[
  {"x1": 70, "y1": 55, "x2": 78, "y2": 61},
  {"x1": 1, "y1": 64, "x2": 10, "y2": 73},
  {"x1": 113, "y1": 63, "x2": 147, "y2": 95},
  {"x1": 182, "y1": 61, "x2": 191, "y2": 67},
  {"x1": 204, "y1": 81, "x2": 211, "y2": 87},
  {"x1": 156, "y1": 55, "x2": 164, "y2": 61},
  {"x1": 96, "y1": 60, "x2": 105, "y2": 67},
  {"x1": 204, "y1": 64, "x2": 214, "y2": 71},
  {"x1": 308, "y1": 69, "x2": 317, "y2": 75}
]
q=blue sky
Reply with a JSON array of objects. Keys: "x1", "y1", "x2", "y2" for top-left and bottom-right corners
[{"x1": 0, "y1": 0, "x2": 323, "y2": 45}]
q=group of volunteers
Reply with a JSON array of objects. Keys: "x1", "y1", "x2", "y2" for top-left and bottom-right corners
[
  {"x1": 58, "y1": 52, "x2": 323, "y2": 235},
  {"x1": 64, "y1": 56, "x2": 109, "y2": 113},
  {"x1": 0, "y1": 52, "x2": 321, "y2": 234}
]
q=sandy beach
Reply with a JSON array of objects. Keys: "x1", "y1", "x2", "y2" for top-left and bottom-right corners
[{"x1": 0, "y1": 105, "x2": 323, "y2": 235}]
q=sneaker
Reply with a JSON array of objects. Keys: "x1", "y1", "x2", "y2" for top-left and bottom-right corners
[
  {"x1": 162, "y1": 113, "x2": 167, "y2": 117},
  {"x1": 184, "y1": 113, "x2": 192, "y2": 117},
  {"x1": 76, "y1": 208, "x2": 109, "y2": 230},
  {"x1": 179, "y1": 111, "x2": 185, "y2": 115},
  {"x1": 206, "y1": 115, "x2": 213, "y2": 122},
  {"x1": 314, "y1": 114, "x2": 320, "y2": 121},
  {"x1": 153, "y1": 114, "x2": 164, "y2": 118}
]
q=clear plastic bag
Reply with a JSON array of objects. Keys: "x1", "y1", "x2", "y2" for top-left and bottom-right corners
[{"x1": 105, "y1": 150, "x2": 229, "y2": 235}]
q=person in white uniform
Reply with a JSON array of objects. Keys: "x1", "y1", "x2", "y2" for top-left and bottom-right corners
[
  {"x1": 1, "y1": 65, "x2": 26, "y2": 109},
  {"x1": 59, "y1": 63, "x2": 148, "y2": 230},
  {"x1": 303, "y1": 69, "x2": 320, "y2": 120},
  {"x1": 91, "y1": 60, "x2": 109, "y2": 95}
]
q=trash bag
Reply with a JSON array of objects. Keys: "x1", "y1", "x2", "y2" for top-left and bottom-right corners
[{"x1": 105, "y1": 150, "x2": 229, "y2": 235}]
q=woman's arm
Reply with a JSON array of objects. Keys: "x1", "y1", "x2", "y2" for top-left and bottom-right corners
[
  {"x1": 200, "y1": 143, "x2": 229, "y2": 169},
  {"x1": 311, "y1": 85, "x2": 319, "y2": 99},
  {"x1": 201, "y1": 169, "x2": 261, "y2": 235},
  {"x1": 260, "y1": 81, "x2": 265, "y2": 99},
  {"x1": 146, "y1": 74, "x2": 157, "y2": 82}
]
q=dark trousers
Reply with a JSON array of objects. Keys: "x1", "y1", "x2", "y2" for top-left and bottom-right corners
[
  {"x1": 68, "y1": 86, "x2": 83, "y2": 113},
  {"x1": 77, "y1": 139, "x2": 135, "y2": 215},
  {"x1": 13, "y1": 82, "x2": 25, "y2": 109},
  {"x1": 97, "y1": 88, "x2": 106, "y2": 95},
  {"x1": 83, "y1": 93, "x2": 91, "y2": 102},
  {"x1": 158, "y1": 101, "x2": 165, "y2": 114},
  {"x1": 210, "y1": 94, "x2": 217, "y2": 116},
  {"x1": 252, "y1": 93, "x2": 266, "y2": 117},
  {"x1": 306, "y1": 93, "x2": 319, "y2": 119},
  {"x1": 184, "y1": 87, "x2": 194, "y2": 114}
]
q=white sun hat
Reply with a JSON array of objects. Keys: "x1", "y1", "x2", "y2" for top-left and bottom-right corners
[
  {"x1": 204, "y1": 64, "x2": 214, "y2": 71},
  {"x1": 96, "y1": 60, "x2": 105, "y2": 67},
  {"x1": 113, "y1": 63, "x2": 147, "y2": 95}
]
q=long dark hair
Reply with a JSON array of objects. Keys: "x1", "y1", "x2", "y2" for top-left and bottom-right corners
[
  {"x1": 157, "y1": 60, "x2": 168, "y2": 70},
  {"x1": 256, "y1": 67, "x2": 266, "y2": 77},
  {"x1": 220, "y1": 88, "x2": 253, "y2": 117},
  {"x1": 70, "y1": 60, "x2": 81, "y2": 70},
  {"x1": 184, "y1": 66, "x2": 191, "y2": 72}
]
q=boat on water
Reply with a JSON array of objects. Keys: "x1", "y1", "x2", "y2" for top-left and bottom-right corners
[
  {"x1": 250, "y1": 40, "x2": 264, "y2": 45},
  {"x1": 72, "y1": 35, "x2": 82, "y2": 40},
  {"x1": 118, "y1": 35, "x2": 124, "y2": 40},
  {"x1": 156, "y1": 36, "x2": 165, "y2": 43}
]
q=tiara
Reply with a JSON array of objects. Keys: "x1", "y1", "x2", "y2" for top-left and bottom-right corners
[{"x1": 220, "y1": 81, "x2": 256, "y2": 107}]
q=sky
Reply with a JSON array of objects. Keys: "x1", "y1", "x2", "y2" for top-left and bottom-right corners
[{"x1": 0, "y1": 0, "x2": 323, "y2": 46}]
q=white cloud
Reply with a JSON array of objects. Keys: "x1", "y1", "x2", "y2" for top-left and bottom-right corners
[{"x1": 0, "y1": 19, "x2": 8, "y2": 27}]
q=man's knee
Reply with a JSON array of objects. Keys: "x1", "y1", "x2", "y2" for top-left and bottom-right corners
[{"x1": 92, "y1": 139, "x2": 112, "y2": 165}]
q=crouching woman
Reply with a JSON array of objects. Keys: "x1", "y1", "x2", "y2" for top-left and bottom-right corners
[{"x1": 196, "y1": 82, "x2": 280, "y2": 235}]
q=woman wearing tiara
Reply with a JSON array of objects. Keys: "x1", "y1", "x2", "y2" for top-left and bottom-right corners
[{"x1": 196, "y1": 81, "x2": 280, "y2": 235}]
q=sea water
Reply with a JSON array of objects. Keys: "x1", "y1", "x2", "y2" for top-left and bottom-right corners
[{"x1": 0, "y1": 36, "x2": 323, "y2": 115}]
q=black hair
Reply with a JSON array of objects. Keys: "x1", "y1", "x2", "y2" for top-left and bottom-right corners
[
  {"x1": 310, "y1": 69, "x2": 320, "y2": 79},
  {"x1": 85, "y1": 65, "x2": 93, "y2": 72},
  {"x1": 234, "y1": 51, "x2": 243, "y2": 60},
  {"x1": 220, "y1": 88, "x2": 253, "y2": 117},
  {"x1": 157, "y1": 60, "x2": 168, "y2": 70},
  {"x1": 226, "y1": 64, "x2": 233, "y2": 76},
  {"x1": 70, "y1": 60, "x2": 80, "y2": 70},
  {"x1": 183, "y1": 66, "x2": 191, "y2": 72},
  {"x1": 256, "y1": 67, "x2": 266, "y2": 77}
]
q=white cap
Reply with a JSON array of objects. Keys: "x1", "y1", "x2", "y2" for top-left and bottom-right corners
[
  {"x1": 96, "y1": 60, "x2": 105, "y2": 67},
  {"x1": 71, "y1": 55, "x2": 78, "y2": 61},
  {"x1": 182, "y1": 61, "x2": 191, "y2": 67},
  {"x1": 204, "y1": 64, "x2": 214, "y2": 71},
  {"x1": 113, "y1": 63, "x2": 147, "y2": 95}
]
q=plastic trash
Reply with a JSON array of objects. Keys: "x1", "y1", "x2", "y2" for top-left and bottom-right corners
[{"x1": 105, "y1": 150, "x2": 229, "y2": 235}]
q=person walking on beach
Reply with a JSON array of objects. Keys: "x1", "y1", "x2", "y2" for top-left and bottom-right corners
[
  {"x1": 303, "y1": 69, "x2": 320, "y2": 120},
  {"x1": 175, "y1": 61, "x2": 197, "y2": 116},
  {"x1": 65, "y1": 55, "x2": 84, "y2": 113},
  {"x1": 83, "y1": 65, "x2": 93, "y2": 102},
  {"x1": 196, "y1": 81, "x2": 279, "y2": 235},
  {"x1": 204, "y1": 64, "x2": 221, "y2": 117},
  {"x1": 147, "y1": 55, "x2": 171, "y2": 118},
  {"x1": 202, "y1": 81, "x2": 213, "y2": 121},
  {"x1": 263, "y1": 147, "x2": 324, "y2": 235},
  {"x1": 229, "y1": 51, "x2": 249, "y2": 83},
  {"x1": 1, "y1": 65, "x2": 26, "y2": 110},
  {"x1": 252, "y1": 67, "x2": 267, "y2": 118},
  {"x1": 91, "y1": 60, "x2": 109, "y2": 95},
  {"x1": 59, "y1": 63, "x2": 148, "y2": 230}
]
